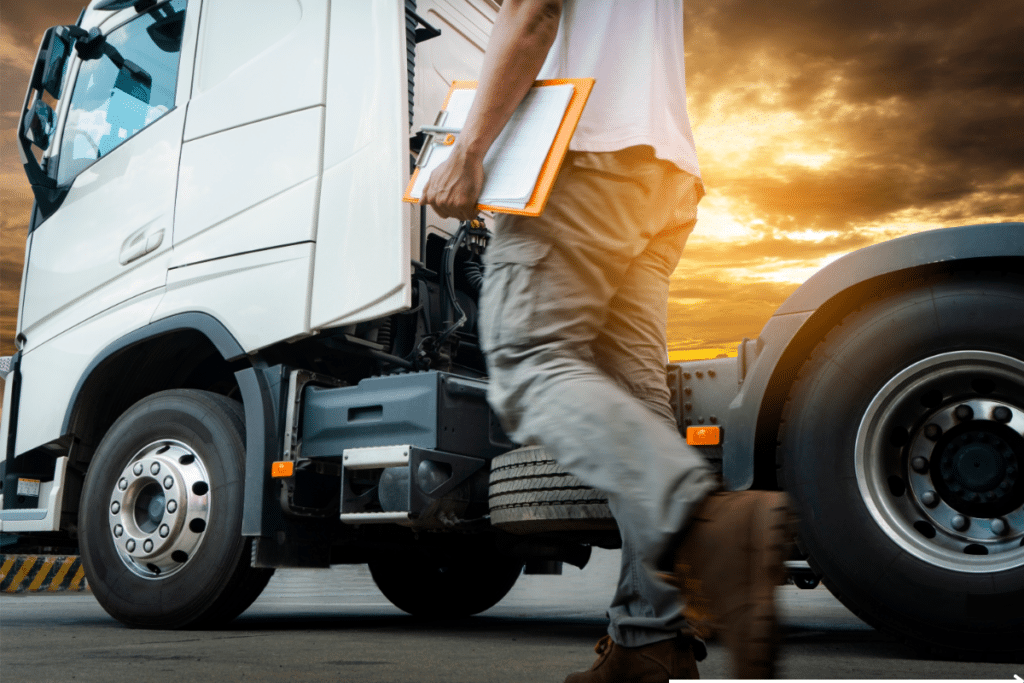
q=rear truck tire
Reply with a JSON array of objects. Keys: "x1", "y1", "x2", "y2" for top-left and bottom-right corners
[
  {"x1": 79, "y1": 389, "x2": 274, "y2": 629},
  {"x1": 488, "y1": 446, "x2": 617, "y2": 534},
  {"x1": 778, "y1": 273, "x2": 1024, "y2": 659},
  {"x1": 368, "y1": 542, "x2": 524, "y2": 618}
]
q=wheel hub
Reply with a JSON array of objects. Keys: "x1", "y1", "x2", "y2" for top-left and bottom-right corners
[
  {"x1": 931, "y1": 419, "x2": 1020, "y2": 515},
  {"x1": 856, "y1": 351, "x2": 1024, "y2": 573},
  {"x1": 108, "y1": 440, "x2": 210, "y2": 579},
  {"x1": 946, "y1": 439, "x2": 1005, "y2": 493}
]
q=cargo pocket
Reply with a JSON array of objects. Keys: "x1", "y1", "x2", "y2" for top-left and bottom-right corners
[{"x1": 480, "y1": 237, "x2": 552, "y2": 352}]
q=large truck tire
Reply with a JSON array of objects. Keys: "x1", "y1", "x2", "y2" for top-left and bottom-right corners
[
  {"x1": 368, "y1": 543, "x2": 523, "y2": 618},
  {"x1": 778, "y1": 273, "x2": 1024, "y2": 659},
  {"x1": 79, "y1": 390, "x2": 273, "y2": 629},
  {"x1": 489, "y1": 446, "x2": 617, "y2": 534}
]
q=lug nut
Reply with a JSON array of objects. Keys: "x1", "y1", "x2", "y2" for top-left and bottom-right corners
[
  {"x1": 159, "y1": 525, "x2": 170, "y2": 538},
  {"x1": 151, "y1": 462, "x2": 161, "y2": 475},
  {"x1": 113, "y1": 524, "x2": 124, "y2": 538},
  {"x1": 143, "y1": 539, "x2": 153, "y2": 553},
  {"x1": 951, "y1": 515, "x2": 969, "y2": 531},
  {"x1": 921, "y1": 490, "x2": 938, "y2": 507},
  {"x1": 126, "y1": 539, "x2": 136, "y2": 552},
  {"x1": 955, "y1": 405, "x2": 974, "y2": 421},
  {"x1": 118, "y1": 478, "x2": 128, "y2": 491},
  {"x1": 993, "y1": 406, "x2": 1012, "y2": 423},
  {"x1": 110, "y1": 501, "x2": 120, "y2": 514},
  {"x1": 163, "y1": 476, "x2": 174, "y2": 490},
  {"x1": 924, "y1": 424, "x2": 942, "y2": 441},
  {"x1": 133, "y1": 463, "x2": 144, "y2": 476},
  {"x1": 911, "y1": 456, "x2": 929, "y2": 473},
  {"x1": 991, "y1": 518, "x2": 1007, "y2": 535},
  {"x1": 167, "y1": 500, "x2": 178, "y2": 513}
]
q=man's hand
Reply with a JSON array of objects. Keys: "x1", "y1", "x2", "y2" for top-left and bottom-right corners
[
  {"x1": 418, "y1": 0, "x2": 561, "y2": 223},
  {"x1": 420, "y1": 145, "x2": 485, "y2": 222}
]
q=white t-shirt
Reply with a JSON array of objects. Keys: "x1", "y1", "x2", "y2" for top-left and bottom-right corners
[{"x1": 536, "y1": 0, "x2": 700, "y2": 178}]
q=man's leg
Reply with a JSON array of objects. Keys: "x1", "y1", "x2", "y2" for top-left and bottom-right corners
[
  {"x1": 595, "y1": 220, "x2": 702, "y2": 649},
  {"x1": 480, "y1": 150, "x2": 716, "y2": 681},
  {"x1": 481, "y1": 149, "x2": 719, "y2": 578}
]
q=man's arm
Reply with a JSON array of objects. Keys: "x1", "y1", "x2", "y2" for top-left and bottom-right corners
[{"x1": 420, "y1": 0, "x2": 562, "y2": 221}]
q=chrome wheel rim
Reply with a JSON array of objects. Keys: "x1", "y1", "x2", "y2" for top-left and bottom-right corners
[
  {"x1": 108, "y1": 440, "x2": 211, "y2": 579},
  {"x1": 856, "y1": 350, "x2": 1024, "y2": 573}
]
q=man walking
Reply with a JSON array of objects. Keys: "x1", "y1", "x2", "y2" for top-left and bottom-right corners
[{"x1": 421, "y1": 1, "x2": 794, "y2": 679}]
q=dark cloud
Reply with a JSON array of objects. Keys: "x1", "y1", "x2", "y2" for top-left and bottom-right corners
[{"x1": 685, "y1": 0, "x2": 1024, "y2": 232}]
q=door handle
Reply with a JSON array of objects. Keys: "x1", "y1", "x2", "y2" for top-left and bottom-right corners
[{"x1": 119, "y1": 226, "x2": 164, "y2": 265}]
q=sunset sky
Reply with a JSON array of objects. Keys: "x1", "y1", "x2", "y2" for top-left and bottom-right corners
[{"x1": 1, "y1": 1, "x2": 1022, "y2": 361}]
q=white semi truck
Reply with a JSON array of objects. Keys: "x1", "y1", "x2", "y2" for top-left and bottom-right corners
[{"x1": 3, "y1": 0, "x2": 1022, "y2": 659}]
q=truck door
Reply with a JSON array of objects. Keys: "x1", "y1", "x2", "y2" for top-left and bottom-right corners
[{"x1": 18, "y1": 1, "x2": 190, "y2": 350}]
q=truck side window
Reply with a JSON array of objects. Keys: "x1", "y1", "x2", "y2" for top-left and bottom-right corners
[{"x1": 57, "y1": 0, "x2": 186, "y2": 185}]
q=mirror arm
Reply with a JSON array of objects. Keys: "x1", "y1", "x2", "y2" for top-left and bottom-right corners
[{"x1": 18, "y1": 127, "x2": 56, "y2": 191}]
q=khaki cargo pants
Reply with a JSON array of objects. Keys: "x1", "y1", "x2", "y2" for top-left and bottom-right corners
[{"x1": 480, "y1": 146, "x2": 720, "y2": 646}]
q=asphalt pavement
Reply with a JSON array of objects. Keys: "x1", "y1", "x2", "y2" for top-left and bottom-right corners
[{"x1": 1, "y1": 549, "x2": 1020, "y2": 681}]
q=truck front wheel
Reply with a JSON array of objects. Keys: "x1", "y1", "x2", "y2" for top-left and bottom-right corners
[
  {"x1": 779, "y1": 273, "x2": 1024, "y2": 658},
  {"x1": 79, "y1": 390, "x2": 273, "y2": 628}
]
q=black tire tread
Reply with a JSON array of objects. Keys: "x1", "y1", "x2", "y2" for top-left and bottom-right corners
[
  {"x1": 776, "y1": 271, "x2": 1024, "y2": 660},
  {"x1": 185, "y1": 393, "x2": 274, "y2": 629},
  {"x1": 488, "y1": 446, "x2": 616, "y2": 533},
  {"x1": 80, "y1": 389, "x2": 273, "y2": 630}
]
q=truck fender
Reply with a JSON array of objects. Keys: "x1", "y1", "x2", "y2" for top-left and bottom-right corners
[
  {"x1": 723, "y1": 222, "x2": 1024, "y2": 490},
  {"x1": 61, "y1": 311, "x2": 289, "y2": 556},
  {"x1": 61, "y1": 312, "x2": 247, "y2": 437},
  {"x1": 59, "y1": 313, "x2": 284, "y2": 538}
]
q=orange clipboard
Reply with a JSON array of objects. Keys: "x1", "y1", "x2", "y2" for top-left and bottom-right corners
[{"x1": 403, "y1": 78, "x2": 594, "y2": 217}]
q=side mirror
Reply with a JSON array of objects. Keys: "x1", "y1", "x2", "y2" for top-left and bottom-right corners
[
  {"x1": 30, "y1": 27, "x2": 72, "y2": 99},
  {"x1": 42, "y1": 28, "x2": 72, "y2": 98},
  {"x1": 24, "y1": 100, "x2": 56, "y2": 150}
]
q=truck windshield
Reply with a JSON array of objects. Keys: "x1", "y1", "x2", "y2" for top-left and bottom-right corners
[{"x1": 57, "y1": 0, "x2": 185, "y2": 185}]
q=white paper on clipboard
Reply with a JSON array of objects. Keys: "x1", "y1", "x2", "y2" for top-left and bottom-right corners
[{"x1": 409, "y1": 84, "x2": 575, "y2": 210}]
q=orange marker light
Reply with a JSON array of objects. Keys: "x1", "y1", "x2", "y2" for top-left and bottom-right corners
[
  {"x1": 686, "y1": 426, "x2": 720, "y2": 446},
  {"x1": 271, "y1": 461, "x2": 294, "y2": 478},
  {"x1": 443, "y1": 133, "x2": 456, "y2": 146}
]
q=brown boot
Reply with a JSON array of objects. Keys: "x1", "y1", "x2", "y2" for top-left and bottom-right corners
[
  {"x1": 669, "y1": 491, "x2": 796, "y2": 679},
  {"x1": 564, "y1": 633, "x2": 704, "y2": 682}
]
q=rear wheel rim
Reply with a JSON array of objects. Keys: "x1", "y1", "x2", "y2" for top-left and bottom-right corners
[
  {"x1": 108, "y1": 439, "x2": 211, "y2": 579},
  {"x1": 856, "y1": 350, "x2": 1024, "y2": 572}
]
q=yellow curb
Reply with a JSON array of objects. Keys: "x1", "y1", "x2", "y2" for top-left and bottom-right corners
[
  {"x1": 5, "y1": 556, "x2": 36, "y2": 593},
  {"x1": 0, "y1": 555, "x2": 90, "y2": 593},
  {"x1": 48, "y1": 556, "x2": 77, "y2": 591}
]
